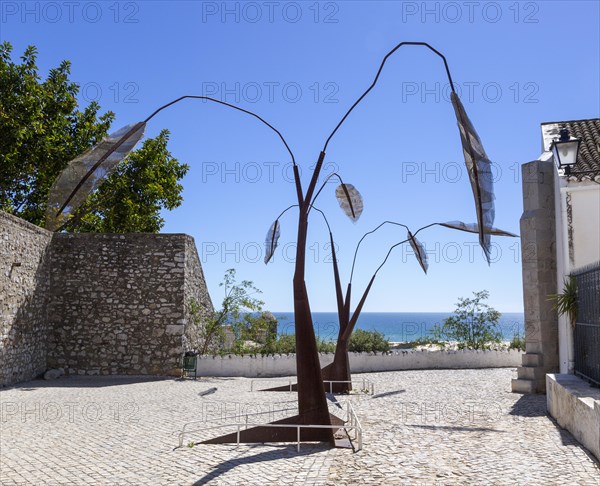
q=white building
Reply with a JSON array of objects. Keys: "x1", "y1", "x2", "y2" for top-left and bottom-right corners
[
  {"x1": 541, "y1": 119, "x2": 600, "y2": 373},
  {"x1": 513, "y1": 117, "x2": 600, "y2": 461}
]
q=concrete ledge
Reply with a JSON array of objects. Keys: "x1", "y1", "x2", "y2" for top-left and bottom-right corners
[
  {"x1": 196, "y1": 349, "x2": 523, "y2": 378},
  {"x1": 547, "y1": 373, "x2": 600, "y2": 462}
]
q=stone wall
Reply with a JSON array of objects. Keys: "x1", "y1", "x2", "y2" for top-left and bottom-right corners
[
  {"x1": 183, "y1": 236, "x2": 213, "y2": 352},
  {"x1": 547, "y1": 374, "x2": 600, "y2": 462},
  {"x1": 0, "y1": 212, "x2": 53, "y2": 385},
  {"x1": 46, "y1": 233, "x2": 213, "y2": 376},
  {"x1": 512, "y1": 160, "x2": 559, "y2": 393},
  {"x1": 0, "y1": 211, "x2": 213, "y2": 385}
]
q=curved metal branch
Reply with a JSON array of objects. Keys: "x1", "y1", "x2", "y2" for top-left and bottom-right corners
[
  {"x1": 271, "y1": 204, "x2": 332, "y2": 234},
  {"x1": 307, "y1": 172, "x2": 345, "y2": 216},
  {"x1": 341, "y1": 236, "x2": 411, "y2": 341},
  {"x1": 274, "y1": 204, "x2": 299, "y2": 223},
  {"x1": 342, "y1": 221, "x2": 442, "y2": 341},
  {"x1": 413, "y1": 222, "x2": 439, "y2": 238},
  {"x1": 56, "y1": 96, "x2": 297, "y2": 221},
  {"x1": 372, "y1": 237, "x2": 411, "y2": 280},
  {"x1": 349, "y1": 221, "x2": 410, "y2": 284},
  {"x1": 350, "y1": 220, "x2": 441, "y2": 284},
  {"x1": 370, "y1": 221, "x2": 467, "y2": 278},
  {"x1": 323, "y1": 42, "x2": 456, "y2": 152},
  {"x1": 144, "y1": 95, "x2": 296, "y2": 166},
  {"x1": 310, "y1": 206, "x2": 333, "y2": 234}
]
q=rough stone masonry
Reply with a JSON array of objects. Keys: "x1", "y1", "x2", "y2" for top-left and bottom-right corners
[{"x1": 0, "y1": 210, "x2": 213, "y2": 386}]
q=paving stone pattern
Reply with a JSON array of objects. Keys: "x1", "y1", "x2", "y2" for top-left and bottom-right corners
[{"x1": 0, "y1": 369, "x2": 598, "y2": 485}]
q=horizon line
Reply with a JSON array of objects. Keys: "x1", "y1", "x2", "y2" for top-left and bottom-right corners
[{"x1": 268, "y1": 310, "x2": 525, "y2": 314}]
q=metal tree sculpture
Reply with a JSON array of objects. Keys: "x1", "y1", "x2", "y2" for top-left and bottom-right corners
[
  {"x1": 322, "y1": 220, "x2": 518, "y2": 392},
  {"x1": 48, "y1": 41, "x2": 497, "y2": 448},
  {"x1": 264, "y1": 213, "x2": 517, "y2": 394},
  {"x1": 256, "y1": 40, "x2": 500, "y2": 405}
]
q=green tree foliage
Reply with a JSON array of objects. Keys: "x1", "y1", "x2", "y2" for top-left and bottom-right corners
[
  {"x1": 549, "y1": 277, "x2": 578, "y2": 328},
  {"x1": 71, "y1": 131, "x2": 188, "y2": 232},
  {"x1": 348, "y1": 329, "x2": 390, "y2": 353},
  {"x1": 261, "y1": 334, "x2": 336, "y2": 355},
  {"x1": 194, "y1": 269, "x2": 268, "y2": 355},
  {"x1": 432, "y1": 290, "x2": 502, "y2": 349},
  {"x1": 509, "y1": 331, "x2": 525, "y2": 351},
  {"x1": 0, "y1": 42, "x2": 188, "y2": 231}
]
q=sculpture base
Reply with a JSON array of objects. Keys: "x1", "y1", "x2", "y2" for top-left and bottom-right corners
[
  {"x1": 261, "y1": 363, "x2": 352, "y2": 394},
  {"x1": 201, "y1": 413, "x2": 343, "y2": 445}
]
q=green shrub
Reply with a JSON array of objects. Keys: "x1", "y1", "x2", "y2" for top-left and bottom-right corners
[
  {"x1": 248, "y1": 334, "x2": 336, "y2": 355},
  {"x1": 267, "y1": 334, "x2": 296, "y2": 354},
  {"x1": 509, "y1": 332, "x2": 525, "y2": 351},
  {"x1": 262, "y1": 334, "x2": 335, "y2": 354},
  {"x1": 408, "y1": 336, "x2": 445, "y2": 348},
  {"x1": 431, "y1": 290, "x2": 502, "y2": 350},
  {"x1": 316, "y1": 337, "x2": 336, "y2": 353},
  {"x1": 348, "y1": 329, "x2": 390, "y2": 353},
  {"x1": 549, "y1": 277, "x2": 578, "y2": 328}
]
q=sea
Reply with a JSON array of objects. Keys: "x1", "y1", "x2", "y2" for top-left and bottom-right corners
[{"x1": 271, "y1": 312, "x2": 524, "y2": 343}]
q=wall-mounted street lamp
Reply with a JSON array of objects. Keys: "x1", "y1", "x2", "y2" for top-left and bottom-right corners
[{"x1": 552, "y1": 127, "x2": 581, "y2": 176}]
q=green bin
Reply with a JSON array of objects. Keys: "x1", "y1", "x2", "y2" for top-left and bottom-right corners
[{"x1": 182, "y1": 354, "x2": 197, "y2": 379}]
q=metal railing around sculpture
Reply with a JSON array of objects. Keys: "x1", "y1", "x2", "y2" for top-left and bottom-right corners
[{"x1": 177, "y1": 400, "x2": 363, "y2": 452}]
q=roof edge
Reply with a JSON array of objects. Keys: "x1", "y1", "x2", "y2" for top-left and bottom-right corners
[{"x1": 541, "y1": 117, "x2": 600, "y2": 126}]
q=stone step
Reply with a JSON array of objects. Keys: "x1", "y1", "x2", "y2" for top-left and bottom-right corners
[
  {"x1": 517, "y1": 365, "x2": 546, "y2": 381},
  {"x1": 511, "y1": 378, "x2": 536, "y2": 394},
  {"x1": 521, "y1": 353, "x2": 543, "y2": 367}
]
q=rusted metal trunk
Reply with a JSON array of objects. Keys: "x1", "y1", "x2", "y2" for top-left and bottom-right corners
[
  {"x1": 205, "y1": 152, "x2": 335, "y2": 445},
  {"x1": 322, "y1": 338, "x2": 352, "y2": 393},
  {"x1": 294, "y1": 215, "x2": 333, "y2": 443},
  {"x1": 291, "y1": 156, "x2": 334, "y2": 443}
]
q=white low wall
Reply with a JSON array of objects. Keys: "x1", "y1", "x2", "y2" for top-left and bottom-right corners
[
  {"x1": 196, "y1": 349, "x2": 523, "y2": 378},
  {"x1": 547, "y1": 374, "x2": 600, "y2": 462}
]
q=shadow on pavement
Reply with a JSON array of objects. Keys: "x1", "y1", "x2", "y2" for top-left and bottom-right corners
[
  {"x1": 372, "y1": 390, "x2": 406, "y2": 399},
  {"x1": 508, "y1": 394, "x2": 547, "y2": 417},
  {"x1": 406, "y1": 424, "x2": 505, "y2": 433},
  {"x1": 191, "y1": 443, "x2": 329, "y2": 485},
  {"x1": 7, "y1": 375, "x2": 176, "y2": 390},
  {"x1": 511, "y1": 394, "x2": 600, "y2": 466}
]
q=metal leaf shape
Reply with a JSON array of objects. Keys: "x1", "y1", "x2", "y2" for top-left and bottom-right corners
[
  {"x1": 408, "y1": 231, "x2": 428, "y2": 274},
  {"x1": 264, "y1": 220, "x2": 281, "y2": 264},
  {"x1": 45, "y1": 122, "x2": 146, "y2": 231},
  {"x1": 335, "y1": 183, "x2": 363, "y2": 223},
  {"x1": 439, "y1": 221, "x2": 518, "y2": 238},
  {"x1": 451, "y1": 92, "x2": 495, "y2": 263}
]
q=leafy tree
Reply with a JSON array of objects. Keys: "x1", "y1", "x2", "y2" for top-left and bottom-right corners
[
  {"x1": 70, "y1": 130, "x2": 188, "y2": 233},
  {"x1": 432, "y1": 290, "x2": 502, "y2": 349},
  {"x1": 194, "y1": 269, "x2": 266, "y2": 355},
  {"x1": 0, "y1": 42, "x2": 188, "y2": 231}
]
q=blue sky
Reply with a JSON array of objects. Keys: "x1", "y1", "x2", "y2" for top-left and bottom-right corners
[{"x1": 2, "y1": 1, "x2": 599, "y2": 312}]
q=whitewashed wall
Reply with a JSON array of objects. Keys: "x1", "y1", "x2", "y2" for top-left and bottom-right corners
[
  {"x1": 556, "y1": 179, "x2": 600, "y2": 373},
  {"x1": 569, "y1": 185, "x2": 600, "y2": 269},
  {"x1": 195, "y1": 349, "x2": 523, "y2": 378}
]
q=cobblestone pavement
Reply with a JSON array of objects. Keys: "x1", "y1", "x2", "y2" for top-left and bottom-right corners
[{"x1": 1, "y1": 369, "x2": 598, "y2": 485}]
